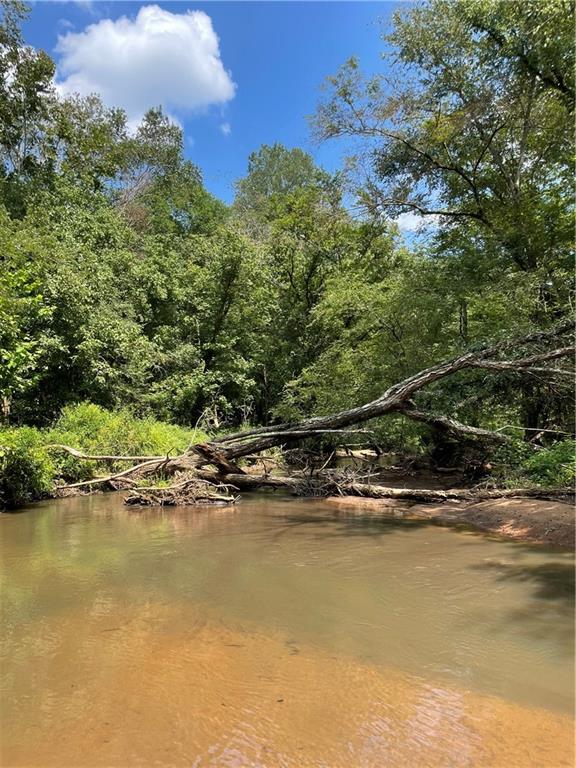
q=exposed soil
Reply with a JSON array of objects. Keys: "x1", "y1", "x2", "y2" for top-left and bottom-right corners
[{"x1": 324, "y1": 495, "x2": 575, "y2": 549}]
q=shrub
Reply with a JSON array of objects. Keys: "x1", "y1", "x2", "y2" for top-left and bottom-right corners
[
  {"x1": 0, "y1": 403, "x2": 210, "y2": 508},
  {"x1": 45, "y1": 402, "x2": 209, "y2": 482},
  {"x1": 523, "y1": 440, "x2": 575, "y2": 488},
  {"x1": 493, "y1": 438, "x2": 575, "y2": 488},
  {"x1": 48, "y1": 402, "x2": 202, "y2": 456},
  {"x1": 0, "y1": 427, "x2": 55, "y2": 509}
]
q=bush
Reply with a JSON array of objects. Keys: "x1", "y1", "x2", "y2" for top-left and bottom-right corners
[
  {"x1": 0, "y1": 403, "x2": 210, "y2": 508},
  {"x1": 493, "y1": 438, "x2": 575, "y2": 488},
  {"x1": 0, "y1": 427, "x2": 55, "y2": 509},
  {"x1": 522, "y1": 440, "x2": 575, "y2": 487},
  {"x1": 48, "y1": 402, "x2": 203, "y2": 455}
]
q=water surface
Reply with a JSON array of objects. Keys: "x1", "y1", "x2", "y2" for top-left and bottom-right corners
[{"x1": 1, "y1": 493, "x2": 574, "y2": 766}]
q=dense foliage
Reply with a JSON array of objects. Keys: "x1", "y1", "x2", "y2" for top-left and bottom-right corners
[
  {"x1": 0, "y1": 402, "x2": 206, "y2": 508},
  {"x1": 0, "y1": 0, "x2": 573, "y2": 502}
]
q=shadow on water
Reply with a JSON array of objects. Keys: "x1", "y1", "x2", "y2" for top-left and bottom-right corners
[
  {"x1": 270, "y1": 512, "x2": 432, "y2": 541},
  {"x1": 471, "y1": 559, "x2": 575, "y2": 653},
  {"x1": 472, "y1": 560, "x2": 575, "y2": 605}
]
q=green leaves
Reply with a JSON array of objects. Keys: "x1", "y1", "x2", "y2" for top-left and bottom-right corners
[
  {"x1": 316, "y1": 0, "x2": 573, "y2": 276},
  {"x1": 0, "y1": 2, "x2": 572, "y2": 468}
]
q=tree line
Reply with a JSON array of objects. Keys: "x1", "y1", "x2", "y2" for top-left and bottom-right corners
[{"x1": 1, "y1": 0, "x2": 573, "y2": 468}]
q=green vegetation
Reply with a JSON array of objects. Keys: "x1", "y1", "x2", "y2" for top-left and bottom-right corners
[
  {"x1": 0, "y1": 426, "x2": 55, "y2": 508},
  {"x1": 492, "y1": 438, "x2": 576, "y2": 489},
  {"x1": 0, "y1": 402, "x2": 206, "y2": 508},
  {"x1": 523, "y1": 440, "x2": 576, "y2": 488},
  {"x1": 0, "y1": 0, "x2": 573, "y2": 508}
]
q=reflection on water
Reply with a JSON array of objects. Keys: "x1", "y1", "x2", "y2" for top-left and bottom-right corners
[{"x1": 1, "y1": 492, "x2": 574, "y2": 767}]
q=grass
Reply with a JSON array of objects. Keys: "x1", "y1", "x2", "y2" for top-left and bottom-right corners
[{"x1": 0, "y1": 402, "x2": 209, "y2": 509}]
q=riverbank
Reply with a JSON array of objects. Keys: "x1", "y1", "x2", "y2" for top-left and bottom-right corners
[{"x1": 324, "y1": 495, "x2": 575, "y2": 549}]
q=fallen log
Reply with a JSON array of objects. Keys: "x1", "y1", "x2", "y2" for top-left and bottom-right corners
[
  {"x1": 337, "y1": 482, "x2": 573, "y2": 503},
  {"x1": 55, "y1": 320, "x2": 574, "y2": 500},
  {"x1": 141, "y1": 469, "x2": 572, "y2": 505}
]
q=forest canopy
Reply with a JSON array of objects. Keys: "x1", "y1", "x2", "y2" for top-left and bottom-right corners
[{"x1": 0, "y1": 0, "x2": 573, "y2": 471}]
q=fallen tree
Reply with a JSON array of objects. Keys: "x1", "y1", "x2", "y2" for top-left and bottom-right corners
[{"x1": 52, "y1": 321, "x2": 574, "y2": 505}]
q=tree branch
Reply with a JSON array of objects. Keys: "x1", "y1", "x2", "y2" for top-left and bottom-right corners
[
  {"x1": 46, "y1": 444, "x2": 166, "y2": 462},
  {"x1": 396, "y1": 405, "x2": 508, "y2": 442}
]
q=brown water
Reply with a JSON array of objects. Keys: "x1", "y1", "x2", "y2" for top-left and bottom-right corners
[{"x1": 1, "y1": 493, "x2": 574, "y2": 767}]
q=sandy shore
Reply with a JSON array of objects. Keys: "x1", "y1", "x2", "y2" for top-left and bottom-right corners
[{"x1": 324, "y1": 496, "x2": 575, "y2": 549}]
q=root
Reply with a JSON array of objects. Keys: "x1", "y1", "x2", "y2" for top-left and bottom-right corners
[{"x1": 124, "y1": 474, "x2": 239, "y2": 506}]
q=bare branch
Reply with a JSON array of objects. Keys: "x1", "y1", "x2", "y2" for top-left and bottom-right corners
[
  {"x1": 397, "y1": 405, "x2": 508, "y2": 442},
  {"x1": 46, "y1": 444, "x2": 165, "y2": 462},
  {"x1": 471, "y1": 347, "x2": 575, "y2": 371}
]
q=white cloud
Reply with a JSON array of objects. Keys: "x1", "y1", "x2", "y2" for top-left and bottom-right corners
[
  {"x1": 48, "y1": 1, "x2": 97, "y2": 15},
  {"x1": 71, "y1": 1, "x2": 95, "y2": 13},
  {"x1": 55, "y1": 5, "x2": 236, "y2": 124},
  {"x1": 394, "y1": 211, "x2": 440, "y2": 232},
  {"x1": 220, "y1": 122, "x2": 231, "y2": 136}
]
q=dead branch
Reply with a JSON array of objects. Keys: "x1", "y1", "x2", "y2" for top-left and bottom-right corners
[
  {"x1": 204, "y1": 321, "x2": 574, "y2": 462},
  {"x1": 469, "y1": 346, "x2": 575, "y2": 371},
  {"x1": 124, "y1": 473, "x2": 239, "y2": 506},
  {"x1": 396, "y1": 405, "x2": 508, "y2": 442},
  {"x1": 57, "y1": 457, "x2": 170, "y2": 491},
  {"x1": 46, "y1": 444, "x2": 166, "y2": 462},
  {"x1": 217, "y1": 428, "x2": 375, "y2": 445},
  {"x1": 496, "y1": 425, "x2": 573, "y2": 435}
]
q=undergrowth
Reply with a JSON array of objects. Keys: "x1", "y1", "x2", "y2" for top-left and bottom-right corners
[
  {"x1": 0, "y1": 403, "x2": 208, "y2": 509},
  {"x1": 492, "y1": 438, "x2": 575, "y2": 489}
]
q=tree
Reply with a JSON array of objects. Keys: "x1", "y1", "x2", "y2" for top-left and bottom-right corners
[
  {"x1": 46, "y1": 94, "x2": 128, "y2": 191},
  {"x1": 233, "y1": 143, "x2": 333, "y2": 230},
  {"x1": 310, "y1": 0, "x2": 573, "y2": 440},
  {"x1": 0, "y1": 0, "x2": 55, "y2": 215},
  {"x1": 313, "y1": 0, "x2": 573, "y2": 276}
]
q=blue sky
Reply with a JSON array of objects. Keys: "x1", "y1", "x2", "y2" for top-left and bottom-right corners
[{"x1": 23, "y1": 2, "x2": 405, "y2": 204}]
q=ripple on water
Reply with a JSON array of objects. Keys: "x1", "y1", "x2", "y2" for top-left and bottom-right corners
[{"x1": 0, "y1": 493, "x2": 574, "y2": 766}]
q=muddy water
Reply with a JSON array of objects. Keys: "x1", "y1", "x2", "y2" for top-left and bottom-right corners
[{"x1": 1, "y1": 493, "x2": 574, "y2": 767}]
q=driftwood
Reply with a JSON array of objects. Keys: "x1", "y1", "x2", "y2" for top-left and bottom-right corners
[
  {"x1": 52, "y1": 321, "x2": 574, "y2": 505},
  {"x1": 124, "y1": 476, "x2": 238, "y2": 506}
]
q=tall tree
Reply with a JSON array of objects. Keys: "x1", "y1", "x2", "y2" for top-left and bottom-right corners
[
  {"x1": 233, "y1": 143, "x2": 333, "y2": 231},
  {"x1": 313, "y1": 0, "x2": 574, "y2": 277},
  {"x1": 0, "y1": 0, "x2": 55, "y2": 215}
]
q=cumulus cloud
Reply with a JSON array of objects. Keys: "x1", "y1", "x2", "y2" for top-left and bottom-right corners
[
  {"x1": 220, "y1": 122, "x2": 231, "y2": 136},
  {"x1": 394, "y1": 211, "x2": 440, "y2": 232},
  {"x1": 55, "y1": 5, "x2": 236, "y2": 123}
]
